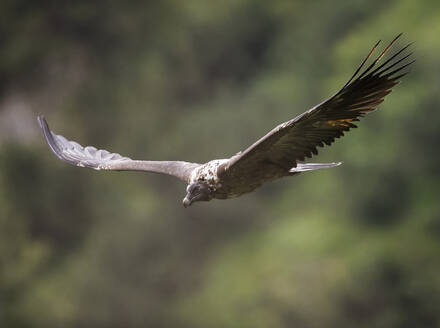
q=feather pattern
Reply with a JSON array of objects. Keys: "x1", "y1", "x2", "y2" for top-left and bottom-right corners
[
  {"x1": 223, "y1": 34, "x2": 413, "y2": 183},
  {"x1": 38, "y1": 116, "x2": 199, "y2": 182}
]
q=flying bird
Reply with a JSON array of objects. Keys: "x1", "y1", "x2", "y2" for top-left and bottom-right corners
[{"x1": 38, "y1": 34, "x2": 413, "y2": 207}]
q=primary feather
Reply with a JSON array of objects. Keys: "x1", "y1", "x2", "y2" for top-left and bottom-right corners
[{"x1": 223, "y1": 34, "x2": 413, "y2": 181}]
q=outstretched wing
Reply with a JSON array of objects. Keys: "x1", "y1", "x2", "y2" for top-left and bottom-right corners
[
  {"x1": 223, "y1": 34, "x2": 413, "y2": 179},
  {"x1": 38, "y1": 116, "x2": 199, "y2": 183}
]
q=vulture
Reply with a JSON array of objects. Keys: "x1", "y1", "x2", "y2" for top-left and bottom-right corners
[{"x1": 38, "y1": 34, "x2": 413, "y2": 207}]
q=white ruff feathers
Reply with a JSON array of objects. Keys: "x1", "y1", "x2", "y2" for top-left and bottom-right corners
[{"x1": 190, "y1": 159, "x2": 228, "y2": 185}]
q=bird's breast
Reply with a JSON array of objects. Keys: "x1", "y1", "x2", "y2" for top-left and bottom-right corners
[{"x1": 191, "y1": 159, "x2": 273, "y2": 199}]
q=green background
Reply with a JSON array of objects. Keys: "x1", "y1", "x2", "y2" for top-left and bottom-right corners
[{"x1": 1, "y1": 1, "x2": 440, "y2": 327}]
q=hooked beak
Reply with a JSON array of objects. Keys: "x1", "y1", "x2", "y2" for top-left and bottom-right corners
[{"x1": 183, "y1": 196, "x2": 192, "y2": 208}]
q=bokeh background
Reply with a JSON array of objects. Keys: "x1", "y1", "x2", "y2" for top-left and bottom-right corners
[{"x1": 1, "y1": 1, "x2": 440, "y2": 327}]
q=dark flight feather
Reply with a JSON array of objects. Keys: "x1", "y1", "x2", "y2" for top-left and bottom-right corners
[{"x1": 224, "y1": 34, "x2": 413, "y2": 179}]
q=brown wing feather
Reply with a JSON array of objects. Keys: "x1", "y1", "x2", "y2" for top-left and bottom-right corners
[
  {"x1": 224, "y1": 34, "x2": 413, "y2": 178},
  {"x1": 38, "y1": 116, "x2": 199, "y2": 183}
]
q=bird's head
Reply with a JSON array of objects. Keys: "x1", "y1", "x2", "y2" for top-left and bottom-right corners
[{"x1": 183, "y1": 181, "x2": 212, "y2": 207}]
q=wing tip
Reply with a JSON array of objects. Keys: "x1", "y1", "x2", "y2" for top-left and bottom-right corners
[
  {"x1": 37, "y1": 114, "x2": 52, "y2": 143},
  {"x1": 37, "y1": 115, "x2": 46, "y2": 129},
  {"x1": 37, "y1": 115, "x2": 68, "y2": 163}
]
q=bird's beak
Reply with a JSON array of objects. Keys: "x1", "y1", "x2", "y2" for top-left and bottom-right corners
[{"x1": 183, "y1": 196, "x2": 192, "y2": 208}]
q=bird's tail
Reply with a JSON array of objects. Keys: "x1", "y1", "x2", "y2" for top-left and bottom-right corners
[{"x1": 289, "y1": 162, "x2": 342, "y2": 173}]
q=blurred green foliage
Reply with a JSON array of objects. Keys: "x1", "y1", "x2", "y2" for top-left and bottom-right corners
[{"x1": 1, "y1": 0, "x2": 440, "y2": 327}]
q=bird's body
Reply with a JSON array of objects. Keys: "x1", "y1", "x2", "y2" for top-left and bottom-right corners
[
  {"x1": 38, "y1": 34, "x2": 413, "y2": 207},
  {"x1": 189, "y1": 158, "x2": 282, "y2": 200}
]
